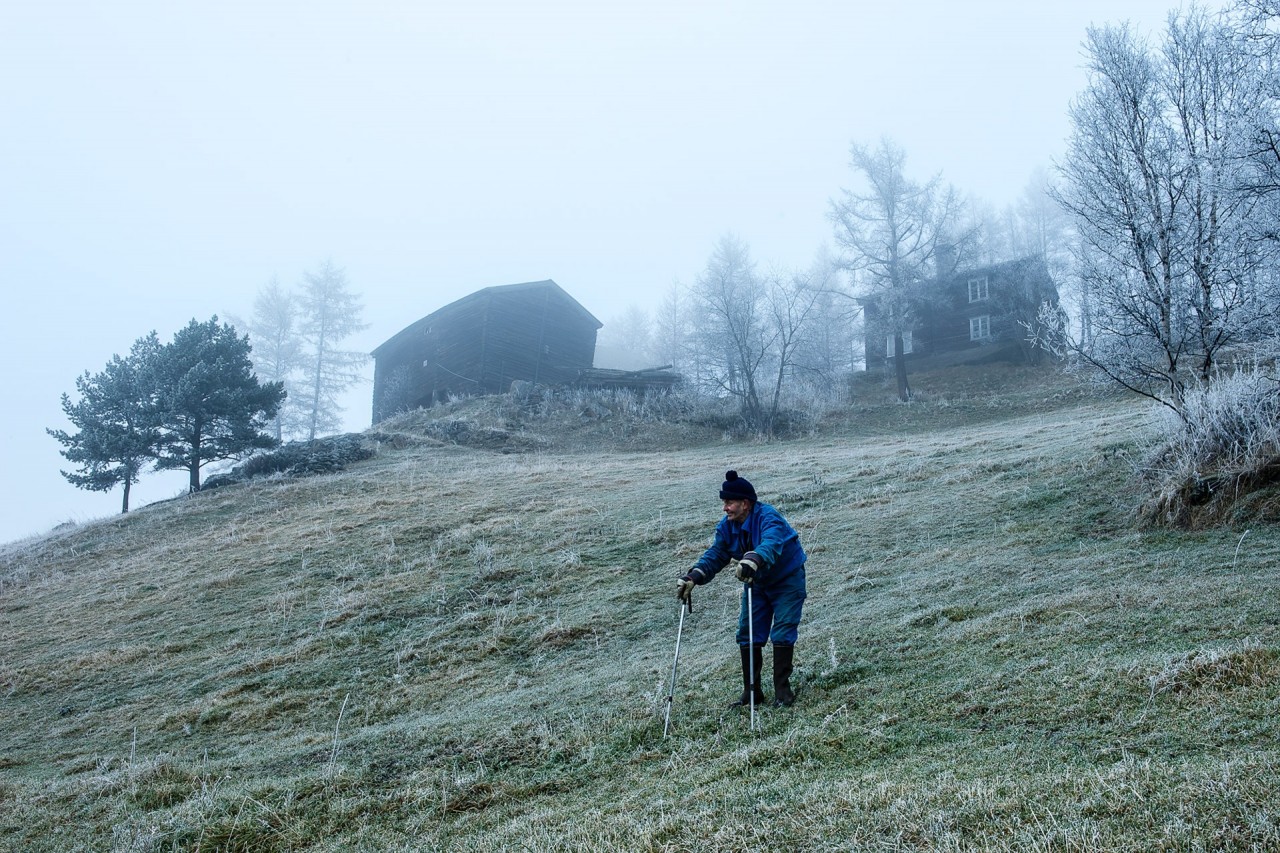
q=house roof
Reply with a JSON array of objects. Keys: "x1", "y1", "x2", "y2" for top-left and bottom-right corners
[
  {"x1": 946, "y1": 254, "x2": 1048, "y2": 283},
  {"x1": 854, "y1": 254, "x2": 1051, "y2": 306},
  {"x1": 372, "y1": 279, "x2": 603, "y2": 357}
]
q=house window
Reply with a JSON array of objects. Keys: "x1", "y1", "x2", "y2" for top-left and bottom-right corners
[
  {"x1": 968, "y1": 277, "x2": 989, "y2": 302},
  {"x1": 885, "y1": 330, "x2": 913, "y2": 357},
  {"x1": 970, "y1": 316, "x2": 991, "y2": 341}
]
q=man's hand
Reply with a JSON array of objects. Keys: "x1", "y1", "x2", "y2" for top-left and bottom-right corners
[
  {"x1": 734, "y1": 552, "x2": 763, "y2": 582},
  {"x1": 676, "y1": 576, "x2": 695, "y2": 603}
]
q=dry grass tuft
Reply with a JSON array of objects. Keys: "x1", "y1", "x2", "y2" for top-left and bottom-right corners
[{"x1": 1145, "y1": 639, "x2": 1279, "y2": 697}]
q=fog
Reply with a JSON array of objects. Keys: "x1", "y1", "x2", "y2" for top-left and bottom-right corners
[{"x1": 0, "y1": 0, "x2": 1185, "y2": 544}]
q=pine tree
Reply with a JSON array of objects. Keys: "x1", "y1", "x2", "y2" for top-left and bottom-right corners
[
  {"x1": 47, "y1": 334, "x2": 161, "y2": 513},
  {"x1": 150, "y1": 317, "x2": 286, "y2": 492}
]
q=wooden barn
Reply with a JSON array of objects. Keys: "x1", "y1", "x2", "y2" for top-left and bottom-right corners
[{"x1": 370, "y1": 280, "x2": 603, "y2": 423}]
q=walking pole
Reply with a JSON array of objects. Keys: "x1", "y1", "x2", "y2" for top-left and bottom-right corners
[
  {"x1": 745, "y1": 580, "x2": 756, "y2": 732},
  {"x1": 663, "y1": 595, "x2": 692, "y2": 739}
]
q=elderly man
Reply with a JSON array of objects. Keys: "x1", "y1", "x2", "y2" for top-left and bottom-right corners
[{"x1": 676, "y1": 470, "x2": 807, "y2": 708}]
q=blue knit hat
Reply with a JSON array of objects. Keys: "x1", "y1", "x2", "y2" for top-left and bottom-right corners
[{"x1": 719, "y1": 470, "x2": 757, "y2": 502}]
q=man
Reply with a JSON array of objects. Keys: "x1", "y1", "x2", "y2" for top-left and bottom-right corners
[{"x1": 676, "y1": 470, "x2": 807, "y2": 708}]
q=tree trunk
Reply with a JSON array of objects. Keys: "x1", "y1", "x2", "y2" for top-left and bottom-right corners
[
  {"x1": 309, "y1": 345, "x2": 325, "y2": 441},
  {"x1": 189, "y1": 435, "x2": 202, "y2": 493},
  {"x1": 894, "y1": 334, "x2": 912, "y2": 402}
]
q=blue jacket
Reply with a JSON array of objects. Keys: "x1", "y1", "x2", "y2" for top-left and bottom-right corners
[{"x1": 689, "y1": 501, "x2": 806, "y2": 587}]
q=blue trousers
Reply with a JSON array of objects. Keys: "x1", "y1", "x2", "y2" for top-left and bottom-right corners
[{"x1": 736, "y1": 564, "x2": 806, "y2": 647}]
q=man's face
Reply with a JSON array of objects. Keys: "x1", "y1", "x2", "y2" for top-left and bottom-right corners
[{"x1": 722, "y1": 498, "x2": 751, "y2": 523}]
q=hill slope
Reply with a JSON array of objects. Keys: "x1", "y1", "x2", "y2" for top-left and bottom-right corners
[{"x1": 3, "y1": 381, "x2": 1279, "y2": 851}]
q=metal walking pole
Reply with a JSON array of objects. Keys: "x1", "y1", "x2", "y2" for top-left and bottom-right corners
[
  {"x1": 663, "y1": 595, "x2": 692, "y2": 739},
  {"x1": 745, "y1": 580, "x2": 756, "y2": 732}
]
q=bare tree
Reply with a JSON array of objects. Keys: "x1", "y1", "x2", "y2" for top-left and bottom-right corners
[
  {"x1": 597, "y1": 304, "x2": 655, "y2": 368},
  {"x1": 1227, "y1": 0, "x2": 1280, "y2": 335},
  {"x1": 689, "y1": 235, "x2": 827, "y2": 436},
  {"x1": 690, "y1": 235, "x2": 768, "y2": 423},
  {"x1": 650, "y1": 282, "x2": 692, "y2": 376},
  {"x1": 299, "y1": 259, "x2": 368, "y2": 440},
  {"x1": 239, "y1": 276, "x2": 308, "y2": 442},
  {"x1": 1233, "y1": 1, "x2": 1280, "y2": 223},
  {"x1": 789, "y1": 253, "x2": 860, "y2": 388},
  {"x1": 1014, "y1": 168, "x2": 1074, "y2": 266},
  {"x1": 829, "y1": 137, "x2": 968, "y2": 401},
  {"x1": 761, "y1": 266, "x2": 826, "y2": 428},
  {"x1": 1052, "y1": 12, "x2": 1271, "y2": 419}
]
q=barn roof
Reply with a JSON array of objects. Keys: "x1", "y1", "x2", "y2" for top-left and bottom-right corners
[{"x1": 372, "y1": 279, "x2": 602, "y2": 358}]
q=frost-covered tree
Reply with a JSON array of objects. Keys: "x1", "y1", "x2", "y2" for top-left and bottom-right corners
[
  {"x1": 298, "y1": 260, "x2": 368, "y2": 440},
  {"x1": 239, "y1": 276, "x2": 308, "y2": 442},
  {"x1": 829, "y1": 137, "x2": 968, "y2": 401},
  {"x1": 790, "y1": 252, "x2": 860, "y2": 385},
  {"x1": 689, "y1": 235, "x2": 825, "y2": 435},
  {"x1": 1233, "y1": 0, "x2": 1280, "y2": 240},
  {"x1": 597, "y1": 304, "x2": 656, "y2": 368},
  {"x1": 689, "y1": 235, "x2": 768, "y2": 424},
  {"x1": 650, "y1": 283, "x2": 692, "y2": 374},
  {"x1": 760, "y1": 265, "x2": 827, "y2": 424},
  {"x1": 1053, "y1": 11, "x2": 1272, "y2": 418}
]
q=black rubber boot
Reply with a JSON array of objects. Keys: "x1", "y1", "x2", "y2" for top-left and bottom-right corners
[
  {"x1": 772, "y1": 644, "x2": 795, "y2": 707},
  {"x1": 730, "y1": 644, "x2": 766, "y2": 707}
]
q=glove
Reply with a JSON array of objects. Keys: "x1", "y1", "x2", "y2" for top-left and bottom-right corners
[
  {"x1": 676, "y1": 576, "x2": 695, "y2": 603},
  {"x1": 735, "y1": 552, "x2": 762, "y2": 582}
]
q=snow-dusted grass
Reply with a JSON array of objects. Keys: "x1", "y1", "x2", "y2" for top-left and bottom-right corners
[{"x1": 3, "y1": 378, "x2": 1279, "y2": 850}]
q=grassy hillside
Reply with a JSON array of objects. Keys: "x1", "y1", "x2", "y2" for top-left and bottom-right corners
[{"x1": 3, "y1": 372, "x2": 1279, "y2": 851}]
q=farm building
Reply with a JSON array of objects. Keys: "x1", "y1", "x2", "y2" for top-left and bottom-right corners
[
  {"x1": 370, "y1": 280, "x2": 602, "y2": 424},
  {"x1": 861, "y1": 253, "x2": 1059, "y2": 373}
]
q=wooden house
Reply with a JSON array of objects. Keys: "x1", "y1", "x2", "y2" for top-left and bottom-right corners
[
  {"x1": 370, "y1": 280, "x2": 602, "y2": 423},
  {"x1": 861, "y1": 254, "x2": 1058, "y2": 373}
]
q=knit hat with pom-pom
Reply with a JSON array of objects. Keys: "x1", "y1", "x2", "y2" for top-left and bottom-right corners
[{"x1": 718, "y1": 470, "x2": 757, "y2": 502}]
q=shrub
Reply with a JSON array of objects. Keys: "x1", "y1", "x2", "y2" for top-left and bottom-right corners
[
  {"x1": 1147, "y1": 368, "x2": 1280, "y2": 481},
  {"x1": 202, "y1": 433, "x2": 376, "y2": 489},
  {"x1": 1141, "y1": 366, "x2": 1280, "y2": 527}
]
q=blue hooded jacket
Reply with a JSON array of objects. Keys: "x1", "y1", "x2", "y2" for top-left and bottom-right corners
[{"x1": 689, "y1": 501, "x2": 806, "y2": 587}]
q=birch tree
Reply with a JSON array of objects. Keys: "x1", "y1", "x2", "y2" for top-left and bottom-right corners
[
  {"x1": 690, "y1": 235, "x2": 825, "y2": 436},
  {"x1": 690, "y1": 235, "x2": 768, "y2": 425},
  {"x1": 1053, "y1": 11, "x2": 1271, "y2": 418}
]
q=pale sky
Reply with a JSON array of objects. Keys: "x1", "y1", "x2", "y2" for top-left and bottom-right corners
[{"x1": 1, "y1": 0, "x2": 1196, "y2": 543}]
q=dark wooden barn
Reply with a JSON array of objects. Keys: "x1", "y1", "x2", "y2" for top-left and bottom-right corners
[{"x1": 370, "y1": 280, "x2": 603, "y2": 424}]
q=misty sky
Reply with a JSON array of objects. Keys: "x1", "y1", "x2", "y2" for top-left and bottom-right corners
[{"x1": 1, "y1": 0, "x2": 1195, "y2": 544}]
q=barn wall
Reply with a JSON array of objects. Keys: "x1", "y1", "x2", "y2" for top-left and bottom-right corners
[
  {"x1": 478, "y1": 289, "x2": 597, "y2": 390},
  {"x1": 371, "y1": 282, "x2": 600, "y2": 424}
]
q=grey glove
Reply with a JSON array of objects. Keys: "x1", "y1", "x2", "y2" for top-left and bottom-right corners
[
  {"x1": 676, "y1": 576, "x2": 695, "y2": 603},
  {"x1": 734, "y1": 552, "x2": 762, "y2": 582}
]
